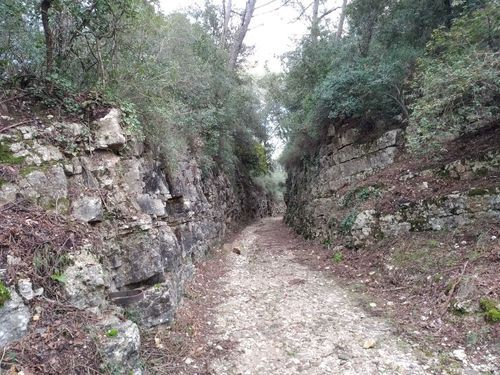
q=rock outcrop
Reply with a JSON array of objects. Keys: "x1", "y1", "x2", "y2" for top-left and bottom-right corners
[
  {"x1": 285, "y1": 122, "x2": 500, "y2": 246},
  {"x1": 0, "y1": 289, "x2": 31, "y2": 347},
  {"x1": 0, "y1": 108, "x2": 273, "y2": 356}
]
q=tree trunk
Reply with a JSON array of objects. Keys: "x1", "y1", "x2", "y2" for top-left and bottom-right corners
[
  {"x1": 311, "y1": 0, "x2": 320, "y2": 40},
  {"x1": 221, "y1": 0, "x2": 232, "y2": 48},
  {"x1": 360, "y1": 15, "x2": 375, "y2": 56},
  {"x1": 336, "y1": 0, "x2": 348, "y2": 39},
  {"x1": 41, "y1": 0, "x2": 54, "y2": 74},
  {"x1": 228, "y1": 0, "x2": 256, "y2": 70},
  {"x1": 444, "y1": 0, "x2": 453, "y2": 29}
]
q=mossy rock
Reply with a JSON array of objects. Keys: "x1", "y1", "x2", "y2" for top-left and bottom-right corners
[
  {"x1": 0, "y1": 281, "x2": 11, "y2": 307},
  {"x1": 408, "y1": 217, "x2": 429, "y2": 232},
  {"x1": 480, "y1": 298, "x2": 500, "y2": 323},
  {"x1": 0, "y1": 142, "x2": 24, "y2": 165},
  {"x1": 468, "y1": 187, "x2": 492, "y2": 197}
]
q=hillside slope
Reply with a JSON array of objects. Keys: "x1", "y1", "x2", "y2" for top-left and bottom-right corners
[{"x1": 285, "y1": 121, "x2": 499, "y2": 371}]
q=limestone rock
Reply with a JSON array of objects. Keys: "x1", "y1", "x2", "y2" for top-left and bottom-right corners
[
  {"x1": 17, "y1": 279, "x2": 35, "y2": 301},
  {"x1": 452, "y1": 275, "x2": 480, "y2": 314},
  {"x1": 72, "y1": 196, "x2": 103, "y2": 223},
  {"x1": 0, "y1": 289, "x2": 31, "y2": 347},
  {"x1": 32, "y1": 142, "x2": 63, "y2": 162},
  {"x1": 96, "y1": 315, "x2": 141, "y2": 372},
  {"x1": 351, "y1": 210, "x2": 377, "y2": 245},
  {"x1": 136, "y1": 194, "x2": 165, "y2": 216},
  {"x1": 64, "y1": 250, "x2": 108, "y2": 309},
  {"x1": 20, "y1": 165, "x2": 68, "y2": 204},
  {"x1": 135, "y1": 284, "x2": 174, "y2": 327},
  {"x1": 362, "y1": 339, "x2": 377, "y2": 349},
  {"x1": 94, "y1": 109, "x2": 126, "y2": 150},
  {"x1": 0, "y1": 183, "x2": 18, "y2": 206}
]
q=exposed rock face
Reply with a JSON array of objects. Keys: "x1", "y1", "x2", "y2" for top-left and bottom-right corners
[
  {"x1": 96, "y1": 315, "x2": 141, "y2": 372},
  {"x1": 72, "y1": 196, "x2": 103, "y2": 222},
  {"x1": 0, "y1": 290, "x2": 31, "y2": 347},
  {"x1": 0, "y1": 107, "x2": 273, "y2": 345},
  {"x1": 285, "y1": 124, "x2": 403, "y2": 240},
  {"x1": 94, "y1": 108, "x2": 127, "y2": 150},
  {"x1": 64, "y1": 250, "x2": 108, "y2": 309},
  {"x1": 285, "y1": 123, "x2": 500, "y2": 246}
]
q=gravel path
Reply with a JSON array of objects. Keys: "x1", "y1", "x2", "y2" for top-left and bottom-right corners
[{"x1": 207, "y1": 217, "x2": 440, "y2": 375}]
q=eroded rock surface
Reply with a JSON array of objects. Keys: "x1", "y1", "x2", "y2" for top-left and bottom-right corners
[{"x1": 0, "y1": 290, "x2": 31, "y2": 347}]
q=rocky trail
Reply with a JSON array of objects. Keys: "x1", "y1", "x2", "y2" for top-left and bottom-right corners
[{"x1": 170, "y1": 217, "x2": 469, "y2": 375}]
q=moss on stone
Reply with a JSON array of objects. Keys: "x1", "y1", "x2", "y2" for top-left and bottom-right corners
[
  {"x1": 41, "y1": 197, "x2": 70, "y2": 214},
  {"x1": 474, "y1": 167, "x2": 489, "y2": 177},
  {"x1": 0, "y1": 281, "x2": 11, "y2": 307},
  {"x1": 0, "y1": 142, "x2": 24, "y2": 165},
  {"x1": 468, "y1": 187, "x2": 492, "y2": 197},
  {"x1": 339, "y1": 210, "x2": 358, "y2": 234},
  {"x1": 480, "y1": 298, "x2": 500, "y2": 323},
  {"x1": 408, "y1": 216, "x2": 429, "y2": 232}
]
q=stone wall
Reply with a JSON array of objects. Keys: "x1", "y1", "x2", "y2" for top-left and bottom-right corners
[
  {"x1": 284, "y1": 122, "x2": 500, "y2": 246},
  {"x1": 285, "y1": 124, "x2": 403, "y2": 240},
  {"x1": 0, "y1": 109, "x2": 272, "y2": 345}
]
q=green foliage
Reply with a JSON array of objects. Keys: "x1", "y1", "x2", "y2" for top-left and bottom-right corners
[
  {"x1": 0, "y1": 281, "x2": 11, "y2": 306},
  {"x1": 1, "y1": 1, "x2": 270, "y2": 177},
  {"x1": 106, "y1": 328, "x2": 119, "y2": 338},
  {"x1": 269, "y1": 0, "x2": 495, "y2": 168},
  {"x1": 33, "y1": 245, "x2": 73, "y2": 284},
  {"x1": 0, "y1": 142, "x2": 24, "y2": 165},
  {"x1": 50, "y1": 273, "x2": 67, "y2": 284},
  {"x1": 332, "y1": 251, "x2": 344, "y2": 263},
  {"x1": 339, "y1": 186, "x2": 380, "y2": 208},
  {"x1": 339, "y1": 211, "x2": 358, "y2": 234},
  {"x1": 253, "y1": 169, "x2": 286, "y2": 200},
  {"x1": 123, "y1": 309, "x2": 140, "y2": 324},
  {"x1": 480, "y1": 298, "x2": 500, "y2": 323},
  {"x1": 408, "y1": 5, "x2": 500, "y2": 151}
]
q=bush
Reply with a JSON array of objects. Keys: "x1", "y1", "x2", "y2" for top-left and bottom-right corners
[
  {"x1": 0, "y1": 2, "x2": 270, "y2": 177},
  {"x1": 253, "y1": 169, "x2": 286, "y2": 200},
  {"x1": 408, "y1": 5, "x2": 500, "y2": 151}
]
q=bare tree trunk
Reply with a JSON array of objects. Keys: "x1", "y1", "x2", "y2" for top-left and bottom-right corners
[
  {"x1": 221, "y1": 0, "x2": 232, "y2": 48},
  {"x1": 336, "y1": 0, "x2": 348, "y2": 39},
  {"x1": 444, "y1": 0, "x2": 452, "y2": 29},
  {"x1": 41, "y1": 0, "x2": 54, "y2": 74},
  {"x1": 311, "y1": 0, "x2": 320, "y2": 40},
  {"x1": 228, "y1": 0, "x2": 256, "y2": 70}
]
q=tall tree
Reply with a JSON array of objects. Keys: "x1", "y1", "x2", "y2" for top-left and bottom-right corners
[
  {"x1": 221, "y1": 0, "x2": 232, "y2": 47},
  {"x1": 228, "y1": 0, "x2": 257, "y2": 69},
  {"x1": 336, "y1": 0, "x2": 348, "y2": 38},
  {"x1": 289, "y1": 0, "x2": 341, "y2": 39},
  {"x1": 40, "y1": 0, "x2": 54, "y2": 73}
]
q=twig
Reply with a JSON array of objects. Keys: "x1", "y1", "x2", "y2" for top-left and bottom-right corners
[
  {"x1": 0, "y1": 120, "x2": 34, "y2": 133},
  {"x1": 382, "y1": 285, "x2": 412, "y2": 292},
  {"x1": 441, "y1": 260, "x2": 469, "y2": 316},
  {"x1": 0, "y1": 94, "x2": 27, "y2": 105},
  {"x1": 0, "y1": 347, "x2": 7, "y2": 372}
]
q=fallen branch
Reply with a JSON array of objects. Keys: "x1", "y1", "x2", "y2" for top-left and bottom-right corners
[
  {"x1": 0, "y1": 120, "x2": 34, "y2": 133},
  {"x1": 0, "y1": 93, "x2": 27, "y2": 105}
]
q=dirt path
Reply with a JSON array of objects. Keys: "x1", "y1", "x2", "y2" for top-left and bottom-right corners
[{"x1": 203, "y1": 217, "x2": 444, "y2": 375}]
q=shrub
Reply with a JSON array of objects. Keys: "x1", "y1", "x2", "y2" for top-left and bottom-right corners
[
  {"x1": 253, "y1": 169, "x2": 286, "y2": 200},
  {"x1": 0, "y1": 281, "x2": 11, "y2": 306},
  {"x1": 408, "y1": 5, "x2": 500, "y2": 151},
  {"x1": 339, "y1": 210, "x2": 358, "y2": 234}
]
